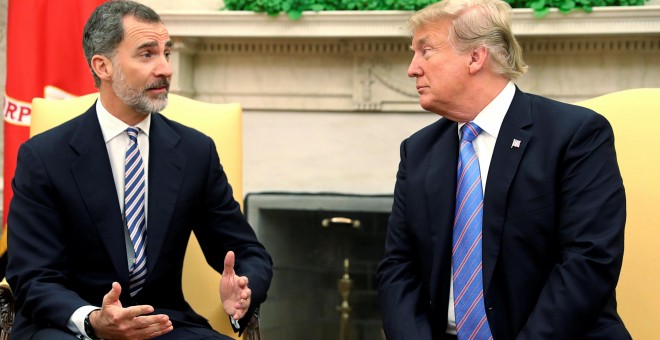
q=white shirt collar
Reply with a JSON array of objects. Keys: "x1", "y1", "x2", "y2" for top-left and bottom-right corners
[
  {"x1": 459, "y1": 81, "x2": 516, "y2": 139},
  {"x1": 96, "y1": 99, "x2": 151, "y2": 143}
]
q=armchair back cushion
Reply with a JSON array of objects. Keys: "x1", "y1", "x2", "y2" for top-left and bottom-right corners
[{"x1": 577, "y1": 88, "x2": 660, "y2": 339}]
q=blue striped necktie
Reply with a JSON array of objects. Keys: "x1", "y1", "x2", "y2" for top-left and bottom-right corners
[
  {"x1": 125, "y1": 127, "x2": 147, "y2": 297},
  {"x1": 453, "y1": 122, "x2": 493, "y2": 340}
]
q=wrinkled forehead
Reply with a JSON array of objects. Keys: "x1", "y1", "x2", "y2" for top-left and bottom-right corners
[{"x1": 121, "y1": 15, "x2": 171, "y2": 49}]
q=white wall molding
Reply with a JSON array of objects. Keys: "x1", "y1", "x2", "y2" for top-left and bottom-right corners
[
  {"x1": 160, "y1": 6, "x2": 660, "y2": 111},
  {"x1": 512, "y1": 6, "x2": 660, "y2": 36},
  {"x1": 194, "y1": 36, "x2": 660, "y2": 56},
  {"x1": 520, "y1": 36, "x2": 660, "y2": 54},
  {"x1": 160, "y1": 6, "x2": 660, "y2": 38}
]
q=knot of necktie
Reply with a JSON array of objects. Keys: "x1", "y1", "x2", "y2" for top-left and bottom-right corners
[
  {"x1": 126, "y1": 127, "x2": 140, "y2": 143},
  {"x1": 461, "y1": 122, "x2": 482, "y2": 143}
]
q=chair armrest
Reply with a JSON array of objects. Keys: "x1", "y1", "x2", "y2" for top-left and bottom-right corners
[
  {"x1": 245, "y1": 313, "x2": 260, "y2": 340},
  {"x1": 0, "y1": 279, "x2": 15, "y2": 339}
]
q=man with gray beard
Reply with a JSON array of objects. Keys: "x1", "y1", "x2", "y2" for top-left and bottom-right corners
[{"x1": 6, "y1": 1, "x2": 273, "y2": 339}]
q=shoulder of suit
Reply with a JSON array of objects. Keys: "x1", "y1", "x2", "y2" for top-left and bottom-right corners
[
  {"x1": 151, "y1": 112, "x2": 211, "y2": 141},
  {"x1": 26, "y1": 107, "x2": 93, "y2": 148},
  {"x1": 525, "y1": 92, "x2": 601, "y2": 124},
  {"x1": 407, "y1": 117, "x2": 454, "y2": 142}
]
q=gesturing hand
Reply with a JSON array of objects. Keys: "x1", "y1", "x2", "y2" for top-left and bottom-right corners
[
  {"x1": 91, "y1": 282, "x2": 173, "y2": 340},
  {"x1": 220, "y1": 251, "x2": 252, "y2": 321}
]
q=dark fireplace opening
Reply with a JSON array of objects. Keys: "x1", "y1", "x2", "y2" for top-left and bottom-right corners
[{"x1": 245, "y1": 193, "x2": 392, "y2": 340}]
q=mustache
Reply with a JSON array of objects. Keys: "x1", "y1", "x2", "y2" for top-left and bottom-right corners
[{"x1": 145, "y1": 79, "x2": 170, "y2": 91}]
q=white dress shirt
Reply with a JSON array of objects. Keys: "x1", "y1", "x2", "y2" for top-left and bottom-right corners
[
  {"x1": 67, "y1": 98, "x2": 151, "y2": 339},
  {"x1": 446, "y1": 81, "x2": 515, "y2": 334}
]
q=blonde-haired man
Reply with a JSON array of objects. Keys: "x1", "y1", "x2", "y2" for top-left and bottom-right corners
[{"x1": 377, "y1": 0, "x2": 630, "y2": 338}]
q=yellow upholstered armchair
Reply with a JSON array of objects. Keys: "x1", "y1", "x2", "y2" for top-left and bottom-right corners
[
  {"x1": 0, "y1": 93, "x2": 254, "y2": 339},
  {"x1": 577, "y1": 88, "x2": 660, "y2": 339}
]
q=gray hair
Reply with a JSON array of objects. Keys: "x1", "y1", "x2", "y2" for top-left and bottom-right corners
[
  {"x1": 83, "y1": 0, "x2": 162, "y2": 87},
  {"x1": 407, "y1": 0, "x2": 528, "y2": 79}
]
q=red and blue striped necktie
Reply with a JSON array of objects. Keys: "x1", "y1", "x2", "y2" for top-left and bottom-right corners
[{"x1": 453, "y1": 122, "x2": 493, "y2": 340}]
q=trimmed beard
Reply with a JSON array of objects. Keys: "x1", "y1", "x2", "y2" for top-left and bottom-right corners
[{"x1": 112, "y1": 62, "x2": 169, "y2": 115}]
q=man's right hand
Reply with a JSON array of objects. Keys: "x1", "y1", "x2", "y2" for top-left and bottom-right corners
[{"x1": 91, "y1": 282, "x2": 173, "y2": 339}]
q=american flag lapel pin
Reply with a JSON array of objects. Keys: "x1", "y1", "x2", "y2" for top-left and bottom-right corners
[{"x1": 511, "y1": 139, "x2": 521, "y2": 148}]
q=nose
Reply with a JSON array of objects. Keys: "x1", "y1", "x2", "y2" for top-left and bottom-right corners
[
  {"x1": 154, "y1": 54, "x2": 172, "y2": 78},
  {"x1": 407, "y1": 54, "x2": 422, "y2": 78}
]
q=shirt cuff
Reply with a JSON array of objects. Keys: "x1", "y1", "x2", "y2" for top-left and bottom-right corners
[
  {"x1": 230, "y1": 316, "x2": 241, "y2": 329},
  {"x1": 68, "y1": 305, "x2": 101, "y2": 339}
]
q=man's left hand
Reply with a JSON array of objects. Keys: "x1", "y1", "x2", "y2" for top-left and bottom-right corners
[{"x1": 220, "y1": 251, "x2": 252, "y2": 321}]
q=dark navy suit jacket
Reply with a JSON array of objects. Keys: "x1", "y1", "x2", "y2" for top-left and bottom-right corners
[
  {"x1": 377, "y1": 89, "x2": 630, "y2": 339},
  {"x1": 7, "y1": 104, "x2": 272, "y2": 339}
]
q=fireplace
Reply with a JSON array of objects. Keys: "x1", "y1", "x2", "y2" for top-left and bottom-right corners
[{"x1": 245, "y1": 193, "x2": 393, "y2": 340}]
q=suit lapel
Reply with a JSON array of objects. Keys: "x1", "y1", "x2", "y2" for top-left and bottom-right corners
[
  {"x1": 69, "y1": 105, "x2": 129, "y2": 284},
  {"x1": 482, "y1": 89, "x2": 533, "y2": 295},
  {"x1": 69, "y1": 110, "x2": 186, "y2": 288},
  {"x1": 145, "y1": 113, "x2": 185, "y2": 277},
  {"x1": 425, "y1": 119, "x2": 459, "y2": 303},
  {"x1": 425, "y1": 119, "x2": 459, "y2": 238}
]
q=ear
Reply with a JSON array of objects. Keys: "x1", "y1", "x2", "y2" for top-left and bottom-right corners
[
  {"x1": 91, "y1": 54, "x2": 114, "y2": 83},
  {"x1": 468, "y1": 46, "x2": 488, "y2": 74}
]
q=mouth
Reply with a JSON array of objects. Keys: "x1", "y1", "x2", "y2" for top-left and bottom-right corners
[
  {"x1": 416, "y1": 85, "x2": 428, "y2": 93},
  {"x1": 146, "y1": 80, "x2": 170, "y2": 94}
]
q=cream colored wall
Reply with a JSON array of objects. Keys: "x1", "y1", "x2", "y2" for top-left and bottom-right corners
[{"x1": 242, "y1": 111, "x2": 436, "y2": 194}]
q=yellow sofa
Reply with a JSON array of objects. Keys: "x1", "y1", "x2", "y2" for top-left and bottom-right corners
[
  {"x1": 577, "y1": 88, "x2": 660, "y2": 339},
  {"x1": 28, "y1": 93, "x2": 243, "y2": 338}
]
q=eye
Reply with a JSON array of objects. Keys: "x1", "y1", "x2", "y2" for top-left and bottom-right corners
[
  {"x1": 142, "y1": 52, "x2": 152, "y2": 58},
  {"x1": 164, "y1": 51, "x2": 171, "y2": 61}
]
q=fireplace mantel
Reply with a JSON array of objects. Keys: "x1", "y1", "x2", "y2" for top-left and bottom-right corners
[
  {"x1": 160, "y1": 6, "x2": 660, "y2": 110},
  {"x1": 160, "y1": 6, "x2": 660, "y2": 38}
]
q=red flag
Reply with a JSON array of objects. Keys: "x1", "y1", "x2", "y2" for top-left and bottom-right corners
[{"x1": 2, "y1": 0, "x2": 106, "y2": 259}]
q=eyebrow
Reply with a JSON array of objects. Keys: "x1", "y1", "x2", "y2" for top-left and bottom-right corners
[
  {"x1": 137, "y1": 40, "x2": 174, "y2": 50},
  {"x1": 410, "y1": 35, "x2": 431, "y2": 51}
]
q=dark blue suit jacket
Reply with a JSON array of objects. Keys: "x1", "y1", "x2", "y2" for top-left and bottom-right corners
[
  {"x1": 377, "y1": 89, "x2": 630, "y2": 339},
  {"x1": 7, "y1": 104, "x2": 272, "y2": 339}
]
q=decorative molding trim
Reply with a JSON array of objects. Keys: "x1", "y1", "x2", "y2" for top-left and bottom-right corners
[
  {"x1": 358, "y1": 57, "x2": 418, "y2": 98},
  {"x1": 193, "y1": 36, "x2": 660, "y2": 55},
  {"x1": 197, "y1": 40, "x2": 349, "y2": 55},
  {"x1": 196, "y1": 39, "x2": 411, "y2": 55},
  {"x1": 165, "y1": 7, "x2": 660, "y2": 113},
  {"x1": 519, "y1": 36, "x2": 660, "y2": 54},
  {"x1": 160, "y1": 10, "x2": 411, "y2": 38},
  {"x1": 160, "y1": 6, "x2": 660, "y2": 39},
  {"x1": 511, "y1": 6, "x2": 660, "y2": 36}
]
